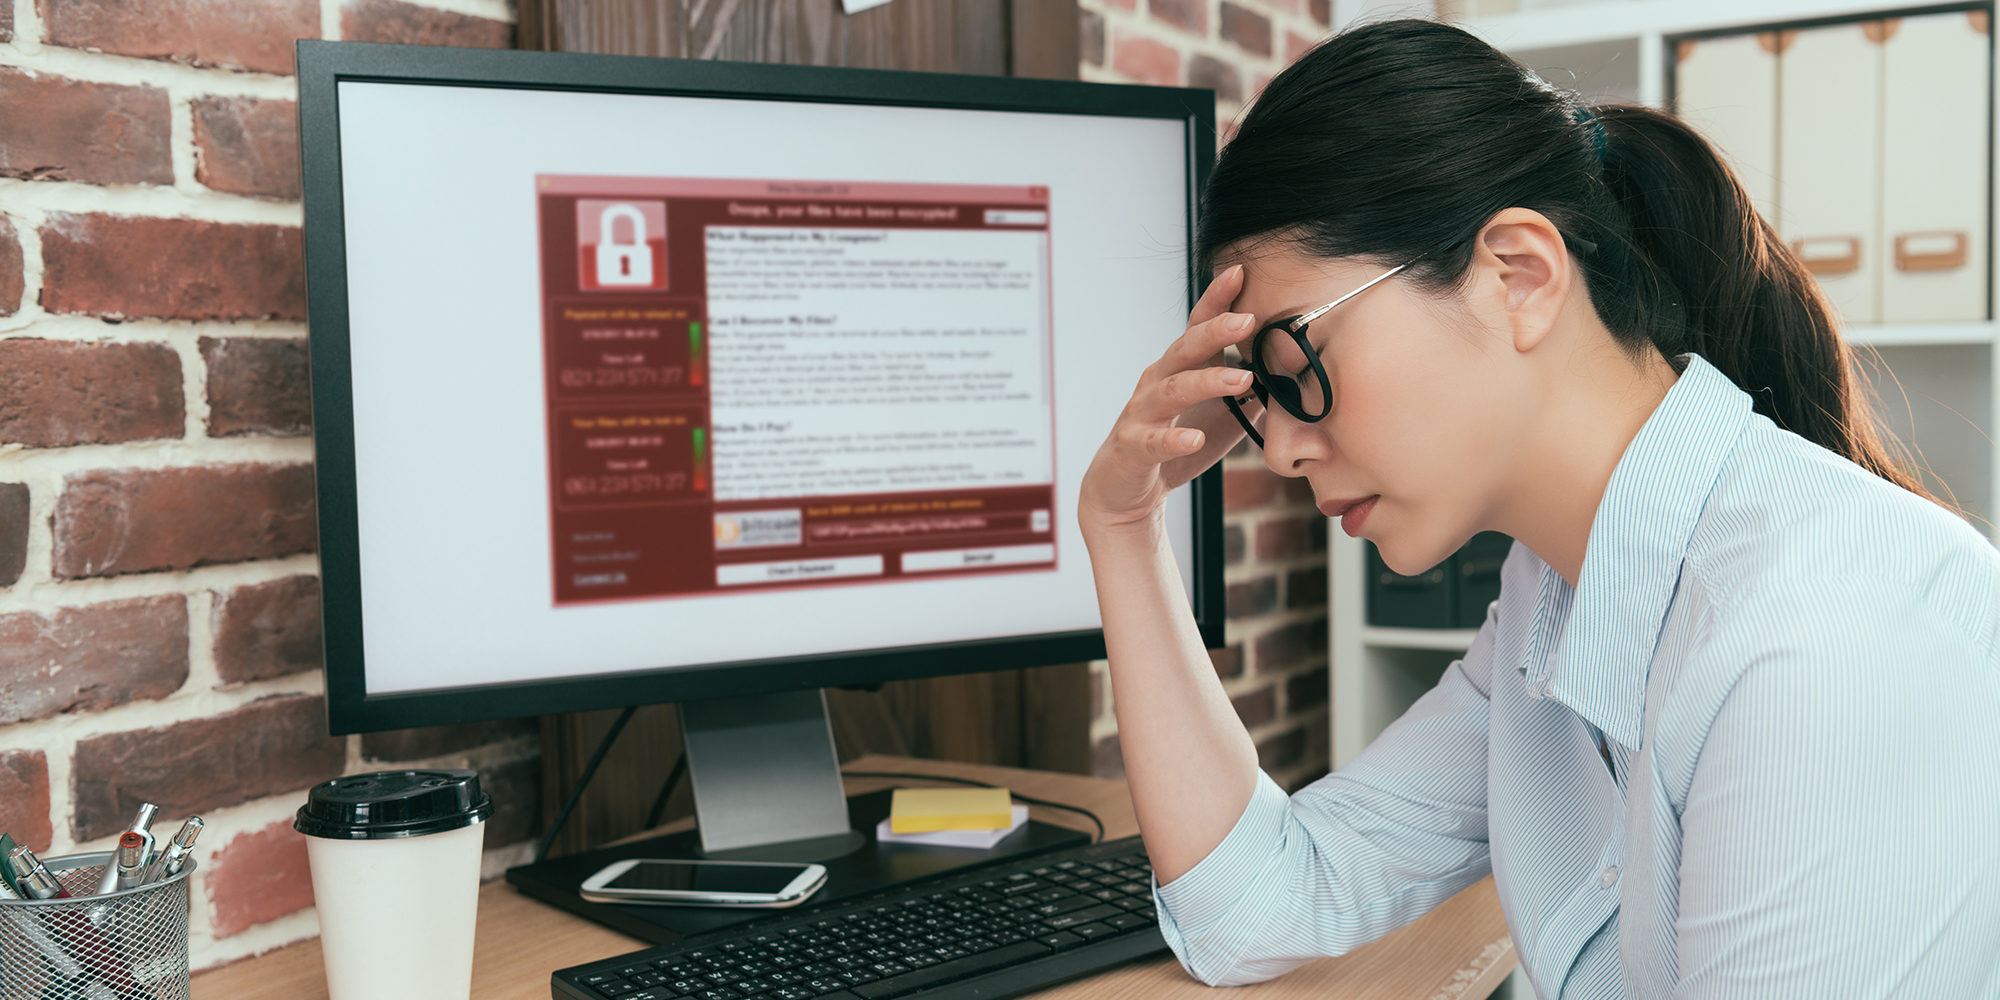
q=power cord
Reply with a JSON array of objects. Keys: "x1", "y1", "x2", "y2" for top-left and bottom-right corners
[{"x1": 839, "y1": 770, "x2": 1106, "y2": 844}]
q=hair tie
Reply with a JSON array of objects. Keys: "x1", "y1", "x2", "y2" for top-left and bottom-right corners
[{"x1": 1572, "y1": 105, "x2": 1608, "y2": 162}]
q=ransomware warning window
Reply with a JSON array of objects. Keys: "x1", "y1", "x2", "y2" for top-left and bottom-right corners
[{"x1": 537, "y1": 177, "x2": 1057, "y2": 605}]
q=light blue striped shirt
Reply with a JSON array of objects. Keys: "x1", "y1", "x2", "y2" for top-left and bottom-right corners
[{"x1": 1153, "y1": 353, "x2": 2000, "y2": 998}]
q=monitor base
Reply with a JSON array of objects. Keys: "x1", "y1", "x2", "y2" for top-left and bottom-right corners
[{"x1": 504, "y1": 786, "x2": 1092, "y2": 944}]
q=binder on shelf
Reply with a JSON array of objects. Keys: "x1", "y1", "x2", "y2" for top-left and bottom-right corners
[
  {"x1": 1454, "y1": 532, "x2": 1513, "y2": 628},
  {"x1": 1880, "y1": 11, "x2": 1990, "y2": 322},
  {"x1": 1673, "y1": 32, "x2": 1781, "y2": 221},
  {"x1": 1365, "y1": 541, "x2": 1454, "y2": 629},
  {"x1": 1779, "y1": 20, "x2": 1885, "y2": 324}
]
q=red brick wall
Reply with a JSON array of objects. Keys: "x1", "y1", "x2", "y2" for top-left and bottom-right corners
[
  {"x1": 1079, "y1": 0, "x2": 1347, "y2": 794},
  {"x1": 0, "y1": 0, "x2": 532, "y2": 971}
]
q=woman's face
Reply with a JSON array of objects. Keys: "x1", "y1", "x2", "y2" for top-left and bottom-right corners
[{"x1": 1226, "y1": 242, "x2": 1537, "y2": 576}]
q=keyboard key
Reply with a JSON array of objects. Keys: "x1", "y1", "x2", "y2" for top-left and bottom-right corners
[
  {"x1": 1107, "y1": 913, "x2": 1155, "y2": 931},
  {"x1": 1031, "y1": 896, "x2": 1097, "y2": 917},
  {"x1": 1036, "y1": 931, "x2": 1086, "y2": 951},
  {"x1": 601, "y1": 982, "x2": 641, "y2": 997},
  {"x1": 1089, "y1": 889, "x2": 1124, "y2": 903},
  {"x1": 1044, "y1": 904, "x2": 1122, "y2": 930},
  {"x1": 1068, "y1": 923, "x2": 1117, "y2": 941},
  {"x1": 630, "y1": 991, "x2": 678, "y2": 1000},
  {"x1": 851, "y1": 941, "x2": 1051, "y2": 1000}
]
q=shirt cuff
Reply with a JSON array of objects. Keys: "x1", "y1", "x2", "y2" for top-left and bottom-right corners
[{"x1": 1152, "y1": 768, "x2": 1293, "y2": 936}]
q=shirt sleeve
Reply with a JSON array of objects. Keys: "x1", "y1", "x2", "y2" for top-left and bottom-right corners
[
  {"x1": 1151, "y1": 602, "x2": 1500, "y2": 987},
  {"x1": 1673, "y1": 582, "x2": 2000, "y2": 998}
]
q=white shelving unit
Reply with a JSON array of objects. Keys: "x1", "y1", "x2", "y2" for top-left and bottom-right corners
[{"x1": 1327, "y1": 4, "x2": 1999, "y2": 994}]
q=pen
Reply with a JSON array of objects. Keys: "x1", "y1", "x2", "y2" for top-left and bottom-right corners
[
  {"x1": 126, "y1": 804, "x2": 159, "y2": 868},
  {"x1": 112, "y1": 833, "x2": 149, "y2": 893},
  {"x1": 137, "y1": 817, "x2": 202, "y2": 886}
]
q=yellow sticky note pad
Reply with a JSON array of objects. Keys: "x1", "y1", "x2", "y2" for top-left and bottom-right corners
[{"x1": 889, "y1": 787, "x2": 1013, "y2": 833}]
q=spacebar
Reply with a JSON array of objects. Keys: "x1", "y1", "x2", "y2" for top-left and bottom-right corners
[{"x1": 852, "y1": 941, "x2": 1053, "y2": 999}]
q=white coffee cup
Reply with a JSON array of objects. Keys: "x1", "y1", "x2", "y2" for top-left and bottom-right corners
[{"x1": 295, "y1": 769, "x2": 493, "y2": 1000}]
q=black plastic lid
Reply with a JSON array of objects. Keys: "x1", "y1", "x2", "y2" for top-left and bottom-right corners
[{"x1": 294, "y1": 769, "x2": 493, "y2": 840}]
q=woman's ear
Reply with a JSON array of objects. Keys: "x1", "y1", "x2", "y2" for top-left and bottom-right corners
[{"x1": 1468, "y1": 208, "x2": 1573, "y2": 354}]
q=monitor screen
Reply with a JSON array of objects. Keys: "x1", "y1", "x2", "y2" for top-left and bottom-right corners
[{"x1": 303, "y1": 46, "x2": 1221, "y2": 732}]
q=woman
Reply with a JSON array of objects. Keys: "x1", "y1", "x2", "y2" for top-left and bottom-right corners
[{"x1": 1078, "y1": 18, "x2": 2000, "y2": 999}]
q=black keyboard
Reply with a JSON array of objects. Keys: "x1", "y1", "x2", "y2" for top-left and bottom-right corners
[{"x1": 552, "y1": 836, "x2": 1166, "y2": 1000}]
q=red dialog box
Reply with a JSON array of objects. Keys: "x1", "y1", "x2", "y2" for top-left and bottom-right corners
[{"x1": 577, "y1": 199, "x2": 668, "y2": 291}]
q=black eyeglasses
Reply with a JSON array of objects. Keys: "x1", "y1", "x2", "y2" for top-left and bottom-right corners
[
  {"x1": 1222, "y1": 231, "x2": 1597, "y2": 448},
  {"x1": 1222, "y1": 258, "x2": 1413, "y2": 449}
]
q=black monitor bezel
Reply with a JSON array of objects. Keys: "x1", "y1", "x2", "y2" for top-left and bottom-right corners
[{"x1": 297, "y1": 39, "x2": 1223, "y2": 735}]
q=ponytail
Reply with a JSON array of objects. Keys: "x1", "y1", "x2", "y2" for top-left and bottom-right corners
[
  {"x1": 1586, "y1": 105, "x2": 1945, "y2": 506},
  {"x1": 1196, "y1": 19, "x2": 1950, "y2": 510}
]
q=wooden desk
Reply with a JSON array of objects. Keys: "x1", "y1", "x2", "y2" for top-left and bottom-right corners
[{"x1": 193, "y1": 755, "x2": 1515, "y2": 999}]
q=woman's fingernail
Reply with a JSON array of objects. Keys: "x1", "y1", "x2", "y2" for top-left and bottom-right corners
[
  {"x1": 1228, "y1": 369, "x2": 1252, "y2": 387},
  {"x1": 1226, "y1": 313, "x2": 1252, "y2": 333}
]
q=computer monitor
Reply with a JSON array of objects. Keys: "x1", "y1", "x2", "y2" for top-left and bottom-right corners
[{"x1": 297, "y1": 41, "x2": 1221, "y2": 871}]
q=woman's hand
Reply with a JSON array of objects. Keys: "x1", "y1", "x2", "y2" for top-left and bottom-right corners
[{"x1": 1078, "y1": 263, "x2": 1262, "y2": 538}]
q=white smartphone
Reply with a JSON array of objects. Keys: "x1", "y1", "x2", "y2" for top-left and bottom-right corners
[{"x1": 579, "y1": 858, "x2": 829, "y2": 907}]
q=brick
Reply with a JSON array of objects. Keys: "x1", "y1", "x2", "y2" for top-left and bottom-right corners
[
  {"x1": 342, "y1": 0, "x2": 513, "y2": 48},
  {"x1": 201, "y1": 337, "x2": 312, "y2": 437},
  {"x1": 1255, "y1": 513, "x2": 1326, "y2": 561},
  {"x1": 0, "y1": 340, "x2": 184, "y2": 448},
  {"x1": 1188, "y1": 54, "x2": 1242, "y2": 106},
  {"x1": 1285, "y1": 565, "x2": 1327, "y2": 609},
  {"x1": 1253, "y1": 618, "x2": 1325, "y2": 673},
  {"x1": 0, "y1": 215, "x2": 21, "y2": 315},
  {"x1": 1090, "y1": 732, "x2": 1124, "y2": 780},
  {"x1": 361, "y1": 718, "x2": 538, "y2": 762},
  {"x1": 1223, "y1": 524, "x2": 1245, "y2": 565},
  {"x1": 0, "y1": 69, "x2": 172, "y2": 186},
  {"x1": 54, "y1": 463, "x2": 317, "y2": 579},
  {"x1": 1223, "y1": 466, "x2": 1278, "y2": 512},
  {"x1": 1226, "y1": 574, "x2": 1278, "y2": 618},
  {"x1": 206, "y1": 818, "x2": 314, "y2": 936},
  {"x1": 212, "y1": 575, "x2": 322, "y2": 684},
  {"x1": 482, "y1": 753, "x2": 543, "y2": 847},
  {"x1": 1285, "y1": 667, "x2": 1328, "y2": 713},
  {"x1": 1080, "y1": 8, "x2": 1104, "y2": 67},
  {"x1": 1309, "y1": 0, "x2": 1331, "y2": 26},
  {"x1": 1286, "y1": 30, "x2": 1318, "y2": 65},
  {"x1": 0, "y1": 596, "x2": 189, "y2": 725},
  {"x1": 0, "y1": 750, "x2": 52, "y2": 852},
  {"x1": 42, "y1": 0, "x2": 318, "y2": 75},
  {"x1": 1149, "y1": 0, "x2": 1205, "y2": 35},
  {"x1": 191, "y1": 97, "x2": 301, "y2": 200},
  {"x1": 1209, "y1": 644, "x2": 1242, "y2": 679},
  {"x1": 1111, "y1": 29, "x2": 1179, "y2": 87},
  {"x1": 1231, "y1": 683, "x2": 1276, "y2": 728},
  {"x1": 0, "y1": 482, "x2": 25, "y2": 587},
  {"x1": 1220, "y1": 3, "x2": 1273, "y2": 57},
  {"x1": 41, "y1": 213, "x2": 306, "y2": 322},
  {"x1": 71, "y1": 694, "x2": 344, "y2": 842},
  {"x1": 1256, "y1": 724, "x2": 1306, "y2": 771}
]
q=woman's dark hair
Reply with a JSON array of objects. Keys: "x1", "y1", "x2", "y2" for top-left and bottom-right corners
[{"x1": 1199, "y1": 18, "x2": 1948, "y2": 509}]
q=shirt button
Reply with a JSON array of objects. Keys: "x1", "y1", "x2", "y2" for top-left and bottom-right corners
[
  {"x1": 1598, "y1": 866, "x2": 1620, "y2": 889},
  {"x1": 1530, "y1": 681, "x2": 1549, "y2": 699}
]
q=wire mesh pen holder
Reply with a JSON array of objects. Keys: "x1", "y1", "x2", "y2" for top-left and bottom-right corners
[{"x1": 0, "y1": 851, "x2": 195, "y2": 1000}]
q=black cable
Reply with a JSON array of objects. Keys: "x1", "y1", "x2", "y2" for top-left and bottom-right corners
[
  {"x1": 534, "y1": 705, "x2": 637, "y2": 864},
  {"x1": 838, "y1": 770, "x2": 1106, "y2": 844},
  {"x1": 645, "y1": 751, "x2": 689, "y2": 830}
]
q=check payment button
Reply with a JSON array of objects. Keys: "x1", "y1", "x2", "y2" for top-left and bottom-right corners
[
  {"x1": 902, "y1": 543, "x2": 1055, "y2": 573},
  {"x1": 717, "y1": 555, "x2": 884, "y2": 586},
  {"x1": 983, "y1": 210, "x2": 1049, "y2": 226}
]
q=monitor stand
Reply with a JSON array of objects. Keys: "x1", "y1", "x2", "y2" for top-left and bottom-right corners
[{"x1": 504, "y1": 687, "x2": 1093, "y2": 944}]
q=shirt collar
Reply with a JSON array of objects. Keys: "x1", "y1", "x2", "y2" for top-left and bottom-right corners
[{"x1": 1526, "y1": 353, "x2": 1753, "y2": 749}]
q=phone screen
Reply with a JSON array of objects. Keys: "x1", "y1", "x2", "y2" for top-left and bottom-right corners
[{"x1": 606, "y1": 862, "x2": 805, "y2": 894}]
